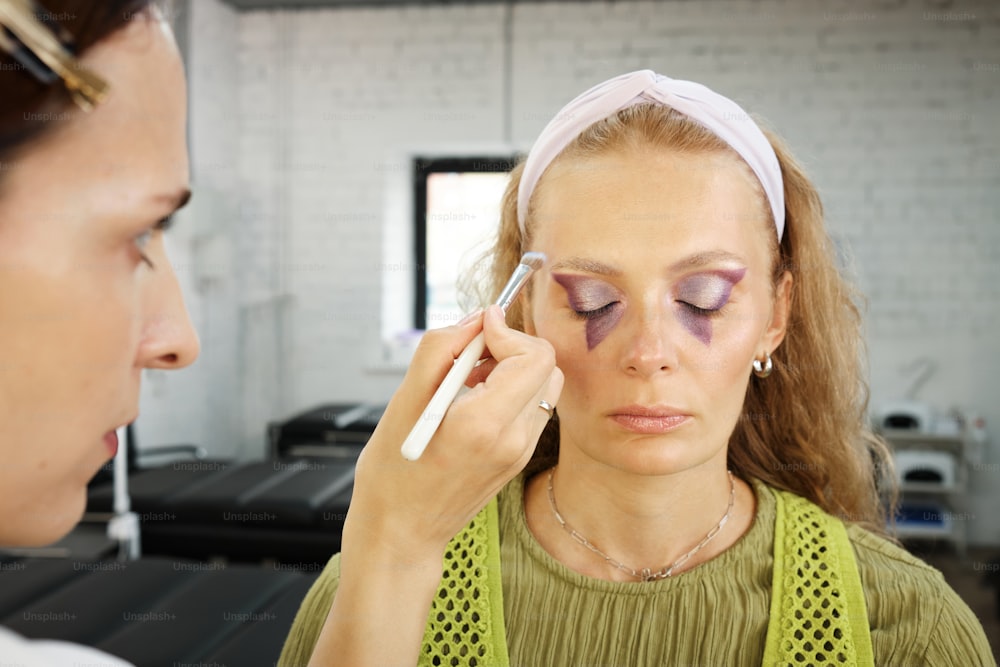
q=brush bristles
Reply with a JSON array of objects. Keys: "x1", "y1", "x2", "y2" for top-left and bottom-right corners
[{"x1": 519, "y1": 251, "x2": 546, "y2": 270}]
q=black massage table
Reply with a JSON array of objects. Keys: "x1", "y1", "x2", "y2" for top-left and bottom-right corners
[
  {"x1": 0, "y1": 556, "x2": 317, "y2": 666},
  {"x1": 87, "y1": 457, "x2": 355, "y2": 566}
]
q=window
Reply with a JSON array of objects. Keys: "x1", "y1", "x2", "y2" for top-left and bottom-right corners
[{"x1": 413, "y1": 156, "x2": 518, "y2": 330}]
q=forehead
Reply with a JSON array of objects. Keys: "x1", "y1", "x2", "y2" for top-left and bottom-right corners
[
  {"x1": 529, "y1": 149, "x2": 771, "y2": 265},
  {"x1": 7, "y1": 16, "x2": 188, "y2": 214}
]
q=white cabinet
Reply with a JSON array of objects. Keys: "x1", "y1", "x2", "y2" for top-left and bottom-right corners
[{"x1": 879, "y1": 429, "x2": 971, "y2": 557}]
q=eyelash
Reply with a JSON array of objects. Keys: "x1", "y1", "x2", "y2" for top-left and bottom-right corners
[
  {"x1": 570, "y1": 299, "x2": 728, "y2": 321},
  {"x1": 680, "y1": 301, "x2": 725, "y2": 317},
  {"x1": 135, "y1": 216, "x2": 174, "y2": 269},
  {"x1": 571, "y1": 302, "x2": 618, "y2": 320}
]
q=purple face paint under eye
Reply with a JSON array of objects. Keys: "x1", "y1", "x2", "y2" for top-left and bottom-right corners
[
  {"x1": 674, "y1": 268, "x2": 746, "y2": 345},
  {"x1": 553, "y1": 273, "x2": 624, "y2": 350}
]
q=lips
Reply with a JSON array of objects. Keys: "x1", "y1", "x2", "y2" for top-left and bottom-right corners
[
  {"x1": 104, "y1": 430, "x2": 119, "y2": 457},
  {"x1": 609, "y1": 405, "x2": 691, "y2": 434},
  {"x1": 104, "y1": 416, "x2": 134, "y2": 458}
]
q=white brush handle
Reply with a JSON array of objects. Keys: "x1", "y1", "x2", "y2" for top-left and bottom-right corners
[{"x1": 400, "y1": 331, "x2": 486, "y2": 461}]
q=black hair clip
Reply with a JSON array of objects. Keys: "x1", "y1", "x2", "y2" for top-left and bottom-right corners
[{"x1": 0, "y1": 0, "x2": 109, "y2": 111}]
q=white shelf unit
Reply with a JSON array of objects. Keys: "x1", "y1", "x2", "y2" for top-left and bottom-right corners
[{"x1": 880, "y1": 428, "x2": 970, "y2": 558}]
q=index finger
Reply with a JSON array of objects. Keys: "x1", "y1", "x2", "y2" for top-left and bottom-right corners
[{"x1": 456, "y1": 305, "x2": 558, "y2": 421}]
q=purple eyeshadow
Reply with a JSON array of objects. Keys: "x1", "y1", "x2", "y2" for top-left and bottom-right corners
[
  {"x1": 675, "y1": 308, "x2": 713, "y2": 346},
  {"x1": 673, "y1": 268, "x2": 746, "y2": 345},
  {"x1": 552, "y1": 267, "x2": 746, "y2": 350},
  {"x1": 553, "y1": 273, "x2": 624, "y2": 350},
  {"x1": 676, "y1": 271, "x2": 742, "y2": 310},
  {"x1": 583, "y1": 308, "x2": 624, "y2": 350}
]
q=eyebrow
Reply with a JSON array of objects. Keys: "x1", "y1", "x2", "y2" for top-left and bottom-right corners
[
  {"x1": 549, "y1": 257, "x2": 622, "y2": 276},
  {"x1": 550, "y1": 250, "x2": 746, "y2": 276},
  {"x1": 673, "y1": 250, "x2": 746, "y2": 270}
]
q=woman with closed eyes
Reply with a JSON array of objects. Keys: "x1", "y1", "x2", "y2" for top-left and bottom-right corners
[{"x1": 282, "y1": 71, "x2": 994, "y2": 666}]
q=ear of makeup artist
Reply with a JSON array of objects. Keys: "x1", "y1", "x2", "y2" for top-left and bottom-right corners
[{"x1": 0, "y1": 1, "x2": 562, "y2": 664}]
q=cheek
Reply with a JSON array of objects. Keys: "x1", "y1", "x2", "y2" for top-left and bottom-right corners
[
  {"x1": 536, "y1": 320, "x2": 606, "y2": 395},
  {"x1": 689, "y1": 323, "x2": 759, "y2": 402},
  {"x1": 0, "y1": 250, "x2": 140, "y2": 422}
]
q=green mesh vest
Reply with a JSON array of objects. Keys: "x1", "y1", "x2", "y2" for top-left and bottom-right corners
[{"x1": 418, "y1": 488, "x2": 874, "y2": 667}]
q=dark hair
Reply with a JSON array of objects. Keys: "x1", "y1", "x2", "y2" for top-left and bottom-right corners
[{"x1": 0, "y1": 0, "x2": 155, "y2": 157}]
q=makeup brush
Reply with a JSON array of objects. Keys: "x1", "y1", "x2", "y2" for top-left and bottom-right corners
[{"x1": 400, "y1": 252, "x2": 546, "y2": 461}]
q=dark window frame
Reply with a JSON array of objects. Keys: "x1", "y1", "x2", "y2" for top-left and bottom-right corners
[{"x1": 412, "y1": 155, "x2": 518, "y2": 330}]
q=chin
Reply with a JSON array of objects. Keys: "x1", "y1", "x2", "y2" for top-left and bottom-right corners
[
  {"x1": 0, "y1": 485, "x2": 87, "y2": 548},
  {"x1": 598, "y1": 434, "x2": 718, "y2": 476}
]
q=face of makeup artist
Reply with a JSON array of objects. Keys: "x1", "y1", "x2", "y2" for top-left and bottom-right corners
[
  {"x1": 527, "y1": 148, "x2": 790, "y2": 476},
  {"x1": 0, "y1": 15, "x2": 198, "y2": 546}
]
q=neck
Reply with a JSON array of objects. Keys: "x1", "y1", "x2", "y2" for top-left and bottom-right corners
[{"x1": 524, "y1": 451, "x2": 756, "y2": 581}]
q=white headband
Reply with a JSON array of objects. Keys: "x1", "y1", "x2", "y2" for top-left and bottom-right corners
[{"x1": 517, "y1": 69, "x2": 785, "y2": 241}]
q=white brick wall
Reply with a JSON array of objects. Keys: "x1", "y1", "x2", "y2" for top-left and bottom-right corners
[
  {"x1": 143, "y1": 0, "x2": 1000, "y2": 543},
  {"x1": 235, "y1": 3, "x2": 509, "y2": 415},
  {"x1": 136, "y1": 0, "x2": 250, "y2": 459}
]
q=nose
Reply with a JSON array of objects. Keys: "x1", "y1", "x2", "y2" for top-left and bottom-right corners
[
  {"x1": 619, "y1": 298, "x2": 680, "y2": 378},
  {"x1": 136, "y1": 245, "x2": 200, "y2": 370}
]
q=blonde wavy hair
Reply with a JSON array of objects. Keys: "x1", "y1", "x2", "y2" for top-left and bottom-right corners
[{"x1": 462, "y1": 104, "x2": 895, "y2": 535}]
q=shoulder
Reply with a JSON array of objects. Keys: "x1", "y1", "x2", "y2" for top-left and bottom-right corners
[
  {"x1": 757, "y1": 482, "x2": 994, "y2": 664},
  {"x1": 317, "y1": 551, "x2": 341, "y2": 582},
  {"x1": 296, "y1": 551, "x2": 340, "y2": 603},
  {"x1": 845, "y1": 522, "x2": 951, "y2": 615},
  {"x1": 845, "y1": 525, "x2": 995, "y2": 664},
  {"x1": 846, "y1": 522, "x2": 939, "y2": 581},
  {"x1": 0, "y1": 626, "x2": 133, "y2": 666},
  {"x1": 277, "y1": 553, "x2": 341, "y2": 667}
]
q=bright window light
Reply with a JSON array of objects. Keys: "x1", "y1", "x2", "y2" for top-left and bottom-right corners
[{"x1": 415, "y1": 157, "x2": 516, "y2": 330}]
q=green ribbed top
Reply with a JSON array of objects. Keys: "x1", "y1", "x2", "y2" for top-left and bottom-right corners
[{"x1": 278, "y1": 470, "x2": 995, "y2": 667}]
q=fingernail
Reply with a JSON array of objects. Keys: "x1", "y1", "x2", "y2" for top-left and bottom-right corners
[{"x1": 457, "y1": 309, "x2": 483, "y2": 327}]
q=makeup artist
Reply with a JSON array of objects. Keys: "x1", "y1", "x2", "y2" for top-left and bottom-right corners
[
  {"x1": 281, "y1": 71, "x2": 995, "y2": 666},
  {"x1": 0, "y1": 1, "x2": 560, "y2": 663}
]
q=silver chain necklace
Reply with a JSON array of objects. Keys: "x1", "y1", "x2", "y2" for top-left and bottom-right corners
[{"x1": 546, "y1": 468, "x2": 736, "y2": 582}]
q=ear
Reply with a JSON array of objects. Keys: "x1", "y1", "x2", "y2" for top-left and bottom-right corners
[{"x1": 760, "y1": 271, "x2": 793, "y2": 355}]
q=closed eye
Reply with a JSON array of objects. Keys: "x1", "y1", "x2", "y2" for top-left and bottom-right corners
[
  {"x1": 679, "y1": 301, "x2": 723, "y2": 317},
  {"x1": 572, "y1": 302, "x2": 619, "y2": 320}
]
